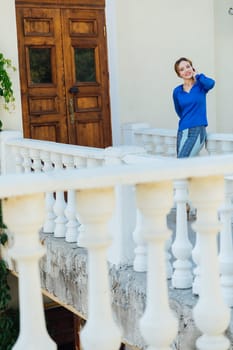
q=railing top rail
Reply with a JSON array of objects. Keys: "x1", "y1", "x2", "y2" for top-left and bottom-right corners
[
  {"x1": 4, "y1": 138, "x2": 106, "y2": 159},
  {"x1": 1, "y1": 154, "x2": 233, "y2": 198},
  {"x1": 133, "y1": 128, "x2": 177, "y2": 137},
  {"x1": 207, "y1": 133, "x2": 233, "y2": 142},
  {"x1": 127, "y1": 125, "x2": 233, "y2": 142}
]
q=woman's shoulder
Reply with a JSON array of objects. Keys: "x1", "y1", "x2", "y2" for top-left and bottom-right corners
[{"x1": 173, "y1": 84, "x2": 183, "y2": 95}]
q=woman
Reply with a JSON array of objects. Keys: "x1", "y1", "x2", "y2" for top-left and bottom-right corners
[{"x1": 173, "y1": 57, "x2": 215, "y2": 158}]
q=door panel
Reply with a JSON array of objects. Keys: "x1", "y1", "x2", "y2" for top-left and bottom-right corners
[
  {"x1": 16, "y1": 8, "x2": 68, "y2": 143},
  {"x1": 61, "y1": 9, "x2": 111, "y2": 147},
  {"x1": 16, "y1": 4, "x2": 112, "y2": 147}
]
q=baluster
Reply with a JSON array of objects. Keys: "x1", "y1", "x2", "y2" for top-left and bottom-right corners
[
  {"x1": 121, "y1": 122, "x2": 150, "y2": 145},
  {"x1": 76, "y1": 187, "x2": 121, "y2": 350},
  {"x1": 41, "y1": 151, "x2": 55, "y2": 234},
  {"x1": 30, "y1": 149, "x2": 42, "y2": 173},
  {"x1": 206, "y1": 139, "x2": 218, "y2": 155},
  {"x1": 2, "y1": 193, "x2": 56, "y2": 350},
  {"x1": 192, "y1": 232, "x2": 201, "y2": 295},
  {"x1": 133, "y1": 132, "x2": 144, "y2": 147},
  {"x1": 219, "y1": 177, "x2": 233, "y2": 307},
  {"x1": 165, "y1": 136, "x2": 176, "y2": 157},
  {"x1": 189, "y1": 175, "x2": 230, "y2": 350},
  {"x1": 12, "y1": 146, "x2": 24, "y2": 173},
  {"x1": 165, "y1": 234, "x2": 173, "y2": 279},
  {"x1": 20, "y1": 147, "x2": 32, "y2": 173},
  {"x1": 152, "y1": 134, "x2": 163, "y2": 155},
  {"x1": 220, "y1": 141, "x2": 233, "y2": 155},
  {"x1": 73, "y1": 156, "x2": 86, "y2": 169},
  {"x1": 136, "y1": 181, "x2": 178, "y2": 350},
  {"x1": 105, "y1": 146, "x2": 140, "y2": 267},
  {"x1": 142, "y1": 134, "x2": 153, "y2": 153},
  {"x1": 172, "y1": 179, "x2": 193, "y2": 288},
  {"x1": 133, "y1": 209, "x2": 147, "y2": 272},
  {"x1": 63, "y1": 155, "x2": 79, "y2": 243},
  {"x1": 87, "y1": 157, "x2": 102, "y2": 167},
  {"x1": 73, "y1": 156, "x2": 87, "y2": 246},
  {"x1": 51, "y1": 153, "x2": 67, "y2": 238}
]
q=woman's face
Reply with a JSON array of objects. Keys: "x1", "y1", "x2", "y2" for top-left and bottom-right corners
[{"x1": 177, "y1": 60, "x2": 194, "y2": 79}]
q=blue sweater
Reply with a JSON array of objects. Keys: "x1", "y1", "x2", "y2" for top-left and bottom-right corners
[{"x1": 172, "y1": 73, "x2": 215, "y2": 131}]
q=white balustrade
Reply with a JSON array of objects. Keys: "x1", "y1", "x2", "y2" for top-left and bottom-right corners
[
  {"x1": 219, "y1": 177, "x2": 233, "y2": 307},
  {"x1": 221, "y1": 141, "x2": 233, "y2": 154},
  {"x1": 165, "y1": 135, "x2": 176, "y2": 157},
  {"x1": 206, "y1": 133, "x2": 233, "y2": 155},
  {"x1": 133, "y1": 132, "x2": 144, "y2": 147},
  {"x1": 152, "y1": 134, "x2": 164, "y2": 155},
  {"x1": 73, "y1": 155, "x2": 87, "y2": 169},
  {"x1": 0, "y1": 130, "x2": 23, "y2": 174},
  {"x1": 192, "y1": 232, "x2": 201, "y2": 295},
  {"x1": 165, "y1": 235, "x2": 173, "y2": 279},
  {"x1": 87, "y1": 157, "x2": 103, "y2": 167},
  {"x1": 3, "y1": 130, "x2": 233, "y2": 349},
  {"x1": 13, "y1": 146, "x2": 24, "y2": 174},
  {"x1": 172, "y1": 179, "x2": 193, "y2": 289},
  {"x1": 104, "y1": 146, "x2": 145, "y2": 267},
  {"x1": 63, "y1": 155, "x2": 79, "y2": 243},
  {"x1": 21, "y1": 147, "x2": 32, "y2": 173},
  {"x1": 30, "y1": 149, "x2": 42, "y2": 173},
  {"x1": 2, "y1": 193, "x2": 56, "y2": 350},
  {"x1": 121, "y1": 122, "x2": 150, "y2": 146},
  {"x1": 51, "y1": 153, "x2": 67, "y2": 238},
  {"x1": 132, "y1": 209, "x2": 147, "y2": 272},
  {"x1": 76, "y1": 187, "x2": 121, "y2": 350},
  {"x1": 206, "y1": 139, "x2": 218, "y2": 155},
  {"x1": 136, "y1": 181, "x2": 178, "y2": 350},
  {"x1": 189, "y1": 175, "x2": 230, "y2": 350},
  {"x1": 141, "y1": 134, "x2": 154, "y2": 153},
  {"x1": 121, "y1": 124, "x2": 233, "y2": 159},
  {"x1": 41, "y1": 150, "x2": 56, "y2": 233}
]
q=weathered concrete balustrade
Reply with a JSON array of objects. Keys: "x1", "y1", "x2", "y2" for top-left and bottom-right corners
[{"x1": 1, "y1": 152, "x2": 233, "y2": 350}]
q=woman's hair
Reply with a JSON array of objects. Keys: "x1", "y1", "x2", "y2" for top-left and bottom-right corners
[{"x1": 174, "y1": 57, "x2": 193, "y2": 76}]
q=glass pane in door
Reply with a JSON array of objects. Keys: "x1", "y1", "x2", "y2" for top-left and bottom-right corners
[
  {"x1": 29, "y1": 48, "x2": 52, "y2": 84},
  {"x1": 74, "y1": 48, "x2": 96, "y2": 82}
]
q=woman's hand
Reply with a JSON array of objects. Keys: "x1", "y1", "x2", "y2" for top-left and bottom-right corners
[{"x1": 192, "y1": 68, "x2": 198, "y2": 78}]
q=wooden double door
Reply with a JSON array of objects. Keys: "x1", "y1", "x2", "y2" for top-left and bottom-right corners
[{"x1": 16, "y1": 0, "x2": 112, "y2": 147}]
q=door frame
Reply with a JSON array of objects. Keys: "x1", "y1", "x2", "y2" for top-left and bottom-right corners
[{"x1": 16, "y1": 0, "x2": 105, "y2": 8}]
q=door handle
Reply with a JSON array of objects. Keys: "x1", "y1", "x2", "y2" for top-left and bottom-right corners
[
  {"x1": 69, "y1": 98, "x2": 75, "y2": 124},
  {"x1": 69, "y1": 86, "x2": 79, "y2": 94},
  {"x1": 68, "y1": 86, "x2": 79, "y2": 125}
]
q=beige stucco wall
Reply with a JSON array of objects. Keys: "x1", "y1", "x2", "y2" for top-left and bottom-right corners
[
  {"x1": 2, "y1": 0, "x2": 233, "y2": 137},
  {"x1": 114, "y1": 0, "x2": 217, "y2": 132},
  {"x1": 0, "y1": 0, "x2": 22, "y2": 132},
  {"x1": 214, "y1": 0, "x2": 233, "y2": 133}
]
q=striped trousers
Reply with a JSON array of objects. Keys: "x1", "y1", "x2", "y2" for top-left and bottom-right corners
[{"x1": 177, "y1": 126, "x2": 207, "y2": 158}]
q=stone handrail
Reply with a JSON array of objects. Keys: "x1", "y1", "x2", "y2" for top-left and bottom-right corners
[
  {"x1": 0, "y1": 132, "x2": 146, "y2": 267},
  {"x1": 2, "y1": 131, "x2": 233, "y2": 349},
  {"x1": 122, "y1": 123, "x2": 233, "y2": 156},
  {"x1": 1, "y1": 154, "x2": 233, "y2": 349}
]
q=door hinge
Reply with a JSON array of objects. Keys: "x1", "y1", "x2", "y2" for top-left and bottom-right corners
[{"x1": 104, "y1": 25, "x2": 106, "y2": 37}]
